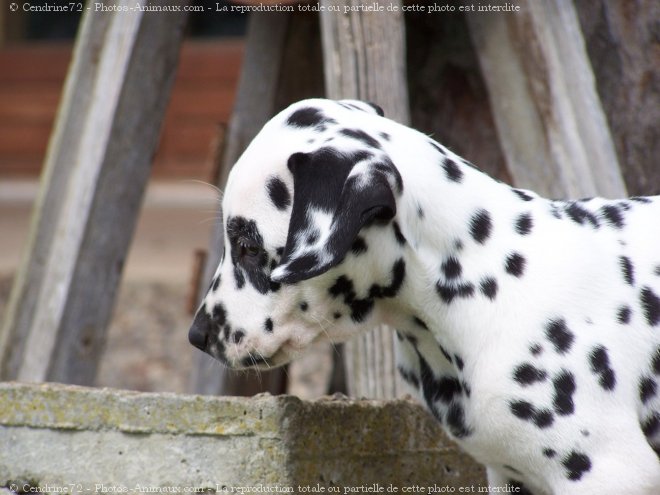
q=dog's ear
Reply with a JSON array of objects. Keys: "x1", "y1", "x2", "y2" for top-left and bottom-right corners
[{"x1": 271, "y1": 148, "x2": 397, "y2": 284}]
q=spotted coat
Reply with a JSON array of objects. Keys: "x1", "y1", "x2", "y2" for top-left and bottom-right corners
[{"x1": 188, "y1": 99, "x2": 660, "y2": 495}]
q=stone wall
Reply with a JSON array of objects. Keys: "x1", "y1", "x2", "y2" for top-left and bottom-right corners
[{"x1": 0, "y1": 383, "x2": 485, "y2": 492}]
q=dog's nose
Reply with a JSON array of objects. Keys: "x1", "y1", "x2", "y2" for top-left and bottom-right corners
[{"x1": 188, "y1": 310, "x2": 211, "y2": 351}]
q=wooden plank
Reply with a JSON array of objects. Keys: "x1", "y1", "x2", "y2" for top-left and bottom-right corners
[
  {"x1": 467, "y1": 0, "x2": 626, "y2": 198},
  {"x1": 0, "y1": 0, "x2": 190, "y2": 383},
  {"x1": 575, "y1": 0, "x2": 660, "y2": 196},
  {"x1": 319, "y1": 0, "x2": 410, "y2": 400}
]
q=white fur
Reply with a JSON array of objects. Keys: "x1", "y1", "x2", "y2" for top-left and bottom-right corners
[{"x1": 194, "y1": 99, "x2": 660, "y2": 494}]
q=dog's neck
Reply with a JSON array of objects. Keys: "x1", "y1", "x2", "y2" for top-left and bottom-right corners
[{"x1": 378, "y1": 123, "x2": 548, "y2": 365}]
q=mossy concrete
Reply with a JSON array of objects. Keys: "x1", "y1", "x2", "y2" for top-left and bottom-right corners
[{"x1": 0, "y1": 382, "x2": 485, "y2": 492}]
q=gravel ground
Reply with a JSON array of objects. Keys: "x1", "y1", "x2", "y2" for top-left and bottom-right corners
[{"x1": 0, "y1": 276, "x2": 195, "y2": 394}]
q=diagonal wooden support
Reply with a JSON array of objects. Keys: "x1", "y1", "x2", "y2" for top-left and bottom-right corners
[
  {"x1": 320, "y1": 0, "x2": 410, "y2": 399},
  {"x1": 467, "y1": 0, "x2": 626, "y2": 198},
  {"x1": 0, "y1": 0, "x2": 190, "y2": 384}
]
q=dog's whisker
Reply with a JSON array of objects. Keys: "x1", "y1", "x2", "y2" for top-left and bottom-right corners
[
  {"x1": 180, "y1": 178, "x2": 224, "y2": 199},
  {"x1": 309, "y1": 314, "x2": 342, "y2": 362}
]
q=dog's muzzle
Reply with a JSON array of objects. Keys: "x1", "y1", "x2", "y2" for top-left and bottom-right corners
[{"x1": 188, "y1": 310, "x2": 213, "y2": 353}]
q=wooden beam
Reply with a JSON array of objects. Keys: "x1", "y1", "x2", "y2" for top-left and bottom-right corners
[
  {"x1": 467, "y1": 0, "x2": 626, "y2": 198},
  {"x1": 0, "y1": 1, "x2": 190, "y2": 383},
  {"x1": 319, "y1": 0, "x2": 409, "y2": 399}
]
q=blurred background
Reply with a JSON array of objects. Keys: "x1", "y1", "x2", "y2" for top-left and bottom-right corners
[
  {"x1": 0, "y1": 0, "x2": 250, "y2": 393},
  {"x1": 0, "y1": 0, "x2": 658, "y2": 396}
]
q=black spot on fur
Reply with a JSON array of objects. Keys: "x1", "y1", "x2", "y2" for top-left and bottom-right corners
[
  {"x1": 436, "y1": 376, "x2": 464, "y2": 404},
  {"x1": 562, "y1": 451, "x2": 591, "y2": 481},
  {"x1": 286, "y1": 107, "x2": 335, "y2": 128},
  {"x1": 505, "y1": 252, "x2": 526, "y2": 277},
  {"x1": 380, "y1": 132, "x2": 390, "y2": 141},
  {"x1": 392, "y1": 221, "x2": 406, "y2": 245},
  {"x1": 305, "y1": 229, "x2": 319, "y2": 245},
  {"x1": 264, "y1": 318, "x2": 274, "y2": 333},
  {"x1": 642, "y1": 413, "x2": 660, "y2": 437},
  {"x1": 328, "y1": 259, "x2": 405, "y2": 322},
  {"x1": 455, "y1": 355, "x2": 464, "y2": 371},
  {"x1": 639, "y1": 376, "x2": 657, "y2": 404},
  {"x1": 340, "y1": 128, "x2": 382, "y2": 149},
  {"x1": 436, "y1": 281, "x2": 475, "y2": 304},
  {"x1": 545, "y1": 318, "x2": 574, "y2": 354},
  {"x1": 515, "y1": 213, "x2": 533, "y2": 235},
  {"x1": 513, "y1": 363, "x2": 548, "y2": 386},
  {"x1": 266, "y1": 176, "x2": 291, "y2": 211},
  {"x1": 398, "y1": 365, "x2": 420, "y2": 389},
  {"x1": 351, "y1": 237, "x2": 368, "y2": 255},
  {"x1": 565, "y1": 202, "x2": 600, "y2": 228},
  {"x1": 441, "y1": 257, "x2": 462, "y2": 279},
  {"x1": 617, "y1": 305, "x2": 632, "y2": 324},
  {"x1": 212, "y1": 303, "x2": 226, "y2": 326},
  {"x1": 446, "y1": 402, "x2": 472, "y2": 438},
  {"x1": 232, "y1": 330, "x2": 244, "y2": 344},
  {"x1": 640, "y1": 286, "x2": 660, "y2": 326},
  {"x1": 510, "y1": 400, "x2": 554, "y2": 428},
  {"x1": 529, "y1": 343, "x2": 543, "y2": 356},
  {"x1": 652, "y1": 347, "x2": 660, "y2": 375},
  {"x1": 543, "y1": 448, "x2": 556, "y2": 458},
  {"x1": 233, "y1": 265, "x2": 245, "y2": 289},
  {"x1": 443, "y1": 158, "x2": 463, "y2": 183},
  {"x1": 480, "y1": 277, "x2": 498, "y2": 300},
  {"x1": 211, "y1": 276, "x2": 221, "y2": 292},
  {"x1": 600, "y1": 204, "x2": 624, "y2": 229},
  {"x1": 470, "y1": 209, "x2": 492, "y2": 244},
  {"x1": 552, "y1": 370, "x2": 576, "y2": 415},
  {"x1": 630, "y1": 196, "x2": 652, "y2": 203},
  {"x1": 589, "y1": 345, "x2": 616, "y2": 391},
  {"x1": 333, "y1": 312, "x2": 342, "y2": 320},
  {"x1": 513, "y1": 189, "x2": 534, "y2": 202},
  {"x1": 299, "y1": 301, "x2": 308, "y2": 312},
  {"x1": 329, "y1": 275, "x2": 354, "y2": 299},
  {"x1": 619, "y1": 256, "x2": 635, "y2": 285}
]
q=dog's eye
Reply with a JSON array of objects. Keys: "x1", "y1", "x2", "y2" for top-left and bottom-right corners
[{"x1": 238, "y1": 241, "x2": 262, "y2": 260}]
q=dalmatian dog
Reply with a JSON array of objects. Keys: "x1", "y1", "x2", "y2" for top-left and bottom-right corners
[{"x1": 188, "y1": 98, "x2": 660, "y2": 494}]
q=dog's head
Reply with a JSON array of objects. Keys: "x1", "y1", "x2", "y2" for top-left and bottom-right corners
[{"x1": 188, "y1": 99, "x2": 407, "y2": 369}]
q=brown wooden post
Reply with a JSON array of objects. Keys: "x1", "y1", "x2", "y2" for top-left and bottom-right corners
[
  {"x1": 319, "y1": 0, "x2": 410, "y2": 399},
  {"x1": 0, "y1": 0, "x2": 190, "y2": 384},
  {"x1": 467, "y1": 0, "x2": 626, "y2": 198}
]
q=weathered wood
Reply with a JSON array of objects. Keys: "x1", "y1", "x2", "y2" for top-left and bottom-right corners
[
  {"x1": 575, "y1": 0, "x2": 660, "y2": 196},
  {"x1": 320, "y1": 0, "x2": 410, "y2": 399},
  {"x1": 0, "y1": 0, "x2": 190, "y2": 383},
  {"x1": 467, "y1": 0, "x2": 626, "y2": 198},
  {"x1": 189, "y1": 12, "x2": 292, "y2": 396}
]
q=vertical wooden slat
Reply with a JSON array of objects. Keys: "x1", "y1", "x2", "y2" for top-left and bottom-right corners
[
  {"x1": 319, "y1": 0, "x2": 409, "y2": 399},
  {"x1": 467, "y1": 0, "x2": 626, "y2": 198},
  {"x1": 0, "y1": 0, "x2": 190, "y2": 384}
]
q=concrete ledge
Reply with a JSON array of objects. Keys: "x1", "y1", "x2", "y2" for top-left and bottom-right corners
[{"x1": 0, "y1": 382, "x2": 485, "y2": 491}]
